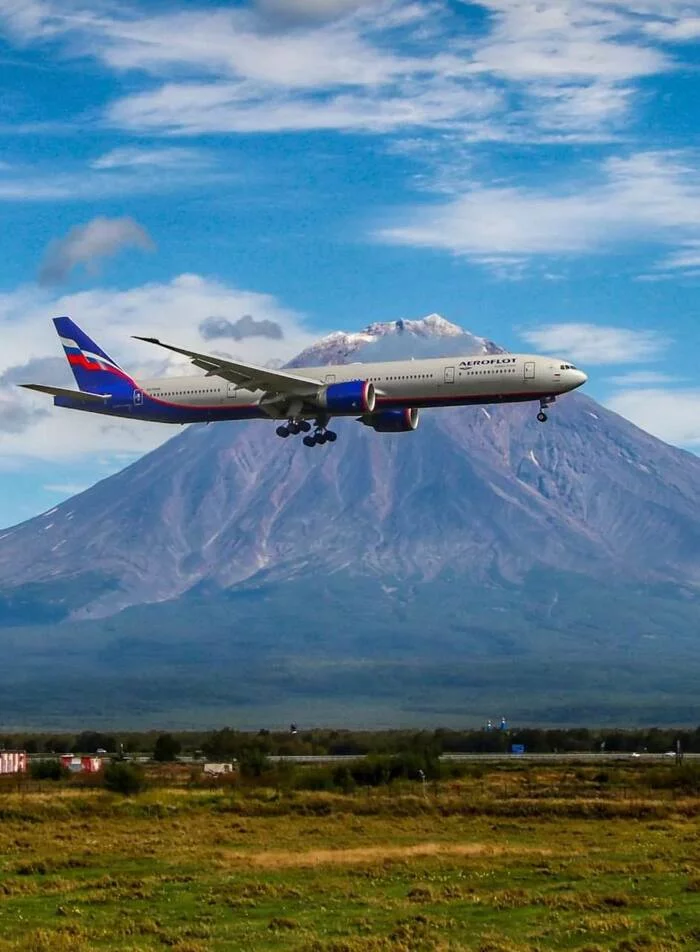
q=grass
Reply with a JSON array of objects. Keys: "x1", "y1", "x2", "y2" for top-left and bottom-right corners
[{"x1": 1, "y1": 765, "x2": 700, "y2": 949}]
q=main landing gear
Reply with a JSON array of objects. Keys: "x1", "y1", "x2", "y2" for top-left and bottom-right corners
[
  {"x1": 303, "y1": 428, "x2": 337, "y2": 447},
  {"x1": 276, "y1": 417, "x2": 337, "y2": 447},
  {"x1": 275, "y1": 419, "x2": 311, "y2": 438},
  {"x1": 537, "y1": 396, "x2": 555, "y2": 423}
]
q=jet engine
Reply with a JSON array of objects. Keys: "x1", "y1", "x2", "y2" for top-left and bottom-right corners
[
  {"x1": 361, "y1": 408, "x2": 419, "y2": 432},
  {"x1": 316, "y1": 380, "x2": 375, "y2": 414}
]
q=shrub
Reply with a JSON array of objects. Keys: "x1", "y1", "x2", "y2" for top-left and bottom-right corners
[
  {"x1": 153, "y1": 733, "x2": 182, "y2": 762},
  {"x1": 647, "y1": 764, "x2": 700, "y2": 793},
  {"x1": 103, "y1": 762, "x2": 146, "y2": 796},
  {"x1": 238, "y1": 745, "x2": 271, "y2": 779},
  {"x1": 30, "y1": 759, "x2": 67, "y2": 781}
]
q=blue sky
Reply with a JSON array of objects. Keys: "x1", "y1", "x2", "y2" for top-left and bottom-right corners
[{"x1": 1, "y1": 0, "x2": 700, "y2": 527}]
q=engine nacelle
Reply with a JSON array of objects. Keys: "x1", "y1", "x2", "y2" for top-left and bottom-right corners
[
  {"x1": 361, "y1": 408, "x2": 420, "y2": 432},
  {"x1": 317, "y1": 379, "x2": 375, "y2": 414}
]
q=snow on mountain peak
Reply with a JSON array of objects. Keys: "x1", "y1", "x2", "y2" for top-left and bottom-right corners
[{"x1": 289, "y1": 314, "x2": 501, "y2": 367}]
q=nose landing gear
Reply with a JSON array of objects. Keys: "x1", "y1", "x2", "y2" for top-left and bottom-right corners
[{"x1": 536, "y1": 396, "x2": 555, "y2": 423}]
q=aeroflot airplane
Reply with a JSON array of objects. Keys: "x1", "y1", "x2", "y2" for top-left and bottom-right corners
[{"x1": 22, "y1": 317, "x2": 587, "y2": 446}]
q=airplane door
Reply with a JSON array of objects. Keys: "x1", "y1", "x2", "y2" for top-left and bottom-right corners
[
  {"x1": 325, "y1": 374, "x2": 336, "y2": 384},
  {"x1": 524, "y1": 361, "x2": 536, "y2": 381},
  {"x1": 133, "y1": 389, "x2": 143, "y2": 406},
  {"x1": 226, "y1": 383, "x2": 238, "y2": 400},
  {"x1": 444, "y1": 366, "x2": 455, "y2": 384}
]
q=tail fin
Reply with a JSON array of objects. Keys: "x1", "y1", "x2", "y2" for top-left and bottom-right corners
[{"x1": 54, "y1": 316, "x2": 134, "y2": 395}]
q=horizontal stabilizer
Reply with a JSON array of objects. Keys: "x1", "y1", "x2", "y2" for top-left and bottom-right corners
[{"x1": 19, "y1": 384, "x2": 110, "y2": 404}]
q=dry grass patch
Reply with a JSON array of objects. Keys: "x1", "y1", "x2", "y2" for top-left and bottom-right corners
[{"x1": 219, "y1": 841, "x2": 554, "y2": 870}]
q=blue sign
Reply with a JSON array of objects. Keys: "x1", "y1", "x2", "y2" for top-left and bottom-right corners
[{"x1": 511, "y1": 744, "x2": 525, "y2": 755}]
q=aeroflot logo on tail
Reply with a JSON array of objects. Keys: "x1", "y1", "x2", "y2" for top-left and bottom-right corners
[{"x1": 458, "y1": 357, "x2": 517, "y2": 368}]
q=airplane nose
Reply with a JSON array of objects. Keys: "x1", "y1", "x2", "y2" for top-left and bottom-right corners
[{"x1": 574, "y1": 370, "x2": 588, "y2": 387}]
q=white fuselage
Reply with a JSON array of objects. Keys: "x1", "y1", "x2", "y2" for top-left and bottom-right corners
[{"x1": 137, "y1": 352, "x2": 587, "y2": 419}]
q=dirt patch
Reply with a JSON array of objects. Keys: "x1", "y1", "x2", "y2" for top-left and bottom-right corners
[{"x1": 221, "y1": 842, "x2": 552, "y2": 870}]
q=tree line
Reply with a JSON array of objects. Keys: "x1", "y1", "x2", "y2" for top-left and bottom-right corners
[{"x1": 1, "y1": 725, "x2": 698, "y2": 760}]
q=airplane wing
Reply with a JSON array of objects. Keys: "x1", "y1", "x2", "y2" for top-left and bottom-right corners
[
  {"x1": 133, "y1": 337, "x2": 322, "y2": 395},
  {"x1": 19, "y1": 384, "x2": 110, "y2": 403}
]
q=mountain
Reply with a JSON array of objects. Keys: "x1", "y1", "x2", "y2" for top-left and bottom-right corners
[
  {"x1": 1, "y1": 314, "x2": 699, "y2": 729},
  {"x1": 287, "y1": 313, "x2": 501, "y2": 367}
]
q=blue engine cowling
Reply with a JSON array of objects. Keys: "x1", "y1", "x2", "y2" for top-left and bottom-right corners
[
  {"x1": 361, "y1": 408, "x2": 419, "y2": 432},
  {"x1": 317, "y1": 379, "x2": 375, "y2": 414}
]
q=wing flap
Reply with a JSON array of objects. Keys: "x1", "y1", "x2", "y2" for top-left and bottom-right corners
[{"x1": 133, "y1": 336, "x2": 322, "y2": 395}]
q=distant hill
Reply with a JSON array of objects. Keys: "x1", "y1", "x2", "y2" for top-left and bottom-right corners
[{"x1": 1, "y1": 315, "x2": 699, "y2": 729}]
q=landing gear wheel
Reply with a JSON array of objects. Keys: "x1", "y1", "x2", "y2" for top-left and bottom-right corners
[
  {"x1": 288, "y1": 422, "x2": 300, "y2": 435},
  {"x1": 325, "y1": 430, "x2": 337, "y2": 442},
  {"x1": 537, "y1": 411, "x2": 548, "y2": 423},
  {"x1": 302, "y1": 435, "x2": 316, "y2": 448},
  {"x1": 299, "y1": 420, "x2": 311, "y2": 433},
  {"x1": 315, "y1": 431, "x2": 328, "y2": 445},
  {"x1": 276, "y1": 425, "x2": 290, "y2": 438}
]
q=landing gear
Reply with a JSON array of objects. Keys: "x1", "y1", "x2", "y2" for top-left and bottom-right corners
[
  {"x1": 277, "y1": 414, "x2": 336, "y2": 446},
  {"x1": 302, "y1": 427, "x2": 337, "y2": 447},
  {"x1": 536, "y1": 396, "x2": 555, "y2": 423},
  {"x1": 276, "y1": 418, "x2": 312, "y2": 438}
]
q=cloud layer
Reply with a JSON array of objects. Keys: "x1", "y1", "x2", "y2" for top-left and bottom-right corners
[
  {"x1": 0, "y1": 274, "x2": 317, "y2": 464},
  {"x1": 38, "y1": 218, "x2": 155, "y2": 285},
  {"x1": 199, "y1": 315, "x2": 284, "y2": 341},
  {"x1": 4, "y1": 0, "x2": 699, "y2": 141},
  {"x1": 606, "y1": 388, "x2": 700, "y2": 447},
  {"x1": 521, "y1": 322, "x2": 668, "y2": 364},
  {"x1": 380, "y1": 152, "x2": 700, "y2": 268}
]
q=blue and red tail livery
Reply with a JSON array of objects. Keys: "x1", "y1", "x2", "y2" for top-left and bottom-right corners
[{"x1": 54, "y1": 316, "x2": 135, "y2": 397}]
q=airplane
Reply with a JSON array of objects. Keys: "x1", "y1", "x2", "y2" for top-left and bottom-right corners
[{"x1": 20, "y1": 316, "x2": 588, "y2": 447}]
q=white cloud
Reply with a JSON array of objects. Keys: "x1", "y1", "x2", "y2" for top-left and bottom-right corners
[
  {"x1": 608, "y1": 370, "x2": 678, "y2": 386},
  {"x1": 0, "y1": 274, "x2": 319, "y2": 465},
  {"x1": 75, "y1": 6, "x2": 416, "y2": 89},
  {"x1": 0, "y1": 155, "x2": 227, "y2": 202},
  {"x1": 379, "y1": 151, "x2": 700, "y2": 263},
  {"x1": 38, "y1": 217, "x2": 154, "y2": 285},
  {"x1": 657, "y1": 240, "x2": 700, "y2": 271},
  {"x1": 606, "y1": 388, "x2": 700, "y2": 447},
  {"x1": 255, "y1": 0, "x2": 374, "y2": 22},
  {"x1": 108, "y1": 79, "x2": 498, "y2": 135},
  {"x1": 521, "y1": 323, "x2": 668, "y2": 364},
  {"x1": 91, "y1": 146, "x2": 209, "y2": 170},
  {"x1": 43, "y1": 482, "x2": 90, "y2": 495},
  {"x1": 644, "y1": 16, "x2": 700, "y2": 42},
  {"x1": 469, "y1": 0, "x2": 669, "y2": 82},
  {"x1": 2, "y1": 0, "x2": 686, "y2": 141}
]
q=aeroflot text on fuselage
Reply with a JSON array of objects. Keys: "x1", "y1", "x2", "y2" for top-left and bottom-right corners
[
  {"x1": 459, "y1": 357, "x2": 516, "y2": 366},
  {"x1": 21, "y1": 317, "x2": 588, "y2": 449}
]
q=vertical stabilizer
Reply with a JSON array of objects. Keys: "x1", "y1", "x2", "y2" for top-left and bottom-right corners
[{"x1": 54, "y1": 316, "x2": 134, "y2": 396}]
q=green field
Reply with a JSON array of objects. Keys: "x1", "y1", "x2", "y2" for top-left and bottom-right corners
[{"x1": 2, "y1": 764, "x2": 700, "y2": 950}]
